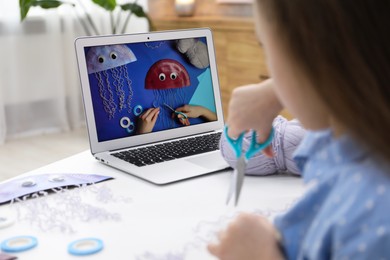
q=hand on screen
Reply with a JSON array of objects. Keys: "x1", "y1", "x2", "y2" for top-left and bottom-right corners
[
  {"x1": 175, "y1": 105, "x2": 217, "y2": 125},
  {"x1": 137, "y1": 107, "x2": 160, "y2": 134}
]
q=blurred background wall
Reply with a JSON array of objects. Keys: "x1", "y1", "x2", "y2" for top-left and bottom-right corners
[{"x1": 0, "y1": 0, "x2": 148, "y2": 144}]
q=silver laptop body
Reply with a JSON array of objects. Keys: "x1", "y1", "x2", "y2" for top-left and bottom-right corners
[{"x1": 75, "y1": 28, "x2": 229, "y2": 184}]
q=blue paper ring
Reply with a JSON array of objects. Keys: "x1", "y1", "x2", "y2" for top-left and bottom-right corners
[
  {"x1": 133, "y1": 105, "x2": 143, "y2": 116},
  {"x1": 68, "y1": 238, "x2": 104, "y2": 256},
  {"x1": 1, "y1": 236, "x2": 38, "y2": 253},
  {"x1": 126, "y1": 122, "x2": 135, "y2": 134},
  {"x1": 120, "y1": 117, "x2": 132, "y2": 129}
]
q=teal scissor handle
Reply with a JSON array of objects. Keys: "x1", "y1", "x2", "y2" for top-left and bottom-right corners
[
  {"x1": 224, "y1": 126, "x2": 275, "y2": 160},
  {"x1": 224, "y1": 126, "x2": 245, "y2": 158},
  {"x1": 175, "y1": 111, "x2": 188, "y2": 119}
]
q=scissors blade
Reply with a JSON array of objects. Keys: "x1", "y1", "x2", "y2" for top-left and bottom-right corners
[
  {"x1": 163, "y1": 103, "x2": 188, "y2": 120},
  {"x1": 163, "y1": 103, "x2": 175, "y2": 112},
  {"x1": 234, "y1": 156, "x2": 247, "y2": 206},
  {"x1": 226, "y1": 168, "x2": 238, "y2": 205},
  {"x1": 226, "y1": 156, "x2": 247, "y2": 206}
]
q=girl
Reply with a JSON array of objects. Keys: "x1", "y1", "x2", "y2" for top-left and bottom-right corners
[{"x1": 208, "y1": 0, "x2": 390, "y2": 259}]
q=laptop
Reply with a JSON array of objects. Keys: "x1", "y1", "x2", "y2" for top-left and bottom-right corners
[{"x1": 75, "y1": 28, "x2": 230, "y2": 185}]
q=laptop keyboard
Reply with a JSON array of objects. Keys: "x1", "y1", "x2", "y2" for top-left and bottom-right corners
[{"x1": 111, "y1": 132, "x2": 222, "y2": 167}]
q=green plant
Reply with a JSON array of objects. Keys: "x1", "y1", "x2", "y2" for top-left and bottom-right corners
[{"x1": 19, "y1": 0, "x2": 153, "y2": 35}]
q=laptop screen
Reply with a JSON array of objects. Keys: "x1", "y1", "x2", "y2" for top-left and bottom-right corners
[{"x1": 84, "y1": 37, "x2": 218, "y2": 142}]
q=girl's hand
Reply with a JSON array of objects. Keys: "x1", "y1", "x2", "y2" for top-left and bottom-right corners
[
  {"x1": 226, "y1": 79, "x2": 283, "y2": 157},
  {"x1": 208, "y1": 213, "x2": 284, "y2": 260},
  {"x1": 136, "y1": 107, "x2": 160, "y2": 134}
]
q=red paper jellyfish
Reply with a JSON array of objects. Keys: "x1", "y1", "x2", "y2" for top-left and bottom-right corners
[{"x1": 145, "y1": 59, "x2": 191, "y2": 128}]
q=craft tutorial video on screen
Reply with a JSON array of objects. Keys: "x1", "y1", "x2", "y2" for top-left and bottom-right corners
[{"x1": 85, "y1": 37, "x2": 217, "y2": 142}]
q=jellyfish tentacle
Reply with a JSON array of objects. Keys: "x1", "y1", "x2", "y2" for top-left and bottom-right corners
[
  {"x1": 168, "y1": 91, "x2": 173, "y2": 128},
  {"x1": 95, "y1": 72, "x2": 114, "y2": 119},
  {"x1": 103, "y1": 70, "x2": 117, "y2": 119},
  {"x1": 111, "y1": 66, "x2": 126, "y2": 111},
  {"x1": 178, "y1": 88, "x2": 186, "y2": 107},
  {"x1": 170, "y1": 89, "x2": 176, "y2": 128},
  {"x1": 154, "y1": 89, "x2": 164, "y2": 128},
  {"x1": 122, "y1": 65, "x2": 134, "y2": 114},
  {"x1": 165, "y1": 90, "x2": 170, "y2": 128},
  {"x1": 164, "y1": 89, "x2": 171, "y2": 128},
  {"x1": 158, "y1": 89, "x2": 170, "y2": 129}
]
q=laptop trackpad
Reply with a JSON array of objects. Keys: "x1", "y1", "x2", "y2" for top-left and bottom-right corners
[{"x1": 185, "y1": 153, "x2": 228, "y2": 170}]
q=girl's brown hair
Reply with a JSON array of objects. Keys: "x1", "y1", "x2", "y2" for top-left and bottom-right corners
[{"x1": 257, "y1": 0, "x2": 390, "y2": 162}]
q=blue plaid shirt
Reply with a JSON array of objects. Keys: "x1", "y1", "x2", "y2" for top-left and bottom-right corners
[{"x1": 275, "y1": 129, "x2": 390, "y2": 260}]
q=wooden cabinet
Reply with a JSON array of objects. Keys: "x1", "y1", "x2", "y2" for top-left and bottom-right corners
[{"x1": 148, "y1": 0, "x2": 269, "y2": 118}]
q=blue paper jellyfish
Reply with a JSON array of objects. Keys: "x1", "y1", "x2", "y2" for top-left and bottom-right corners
[{"x1": 86, "y1": 45, "x2": 137, "y2": 119}]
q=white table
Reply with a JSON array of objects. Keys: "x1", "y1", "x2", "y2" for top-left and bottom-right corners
[{"x1": 0, "y1": 151, "x2": 304, "y2": 259}]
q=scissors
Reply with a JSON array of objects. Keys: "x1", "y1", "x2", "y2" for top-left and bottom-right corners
[
  {"x1": 224, "y1": 126, "x2": 274, "y2": 206},
  {"x1": 163, "y1": 103, "x2": 189, "y2": 124}
]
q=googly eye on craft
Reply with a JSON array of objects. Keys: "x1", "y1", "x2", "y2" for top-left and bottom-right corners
[
  {"x1": 133, "y1": 105, "x2": 143, "y2": 116},
  {"x1": 170, "y1": 72, "x2": 177, "y2": 80},
  {"x1": 21, "y1": 179, "x2": 36, "y2": 188},
  {"x1": 1, "y1": 236, "x2": 38, "y2": 253},
  {"x1": 159, "y1": 73, "x2": 166, "y2": 81},
  {"x1": 98, "y1": 55, "x2": 105, "y2": 63},
  {"x1": 110, "y1": 52, "x2": 117, "y2": 60},
  {"x1": 48, "y1": 175, "x2": 65, "y2": 183},
  {"x1": 68, "y1": 238, "x2": 104, "y2": 256}
]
